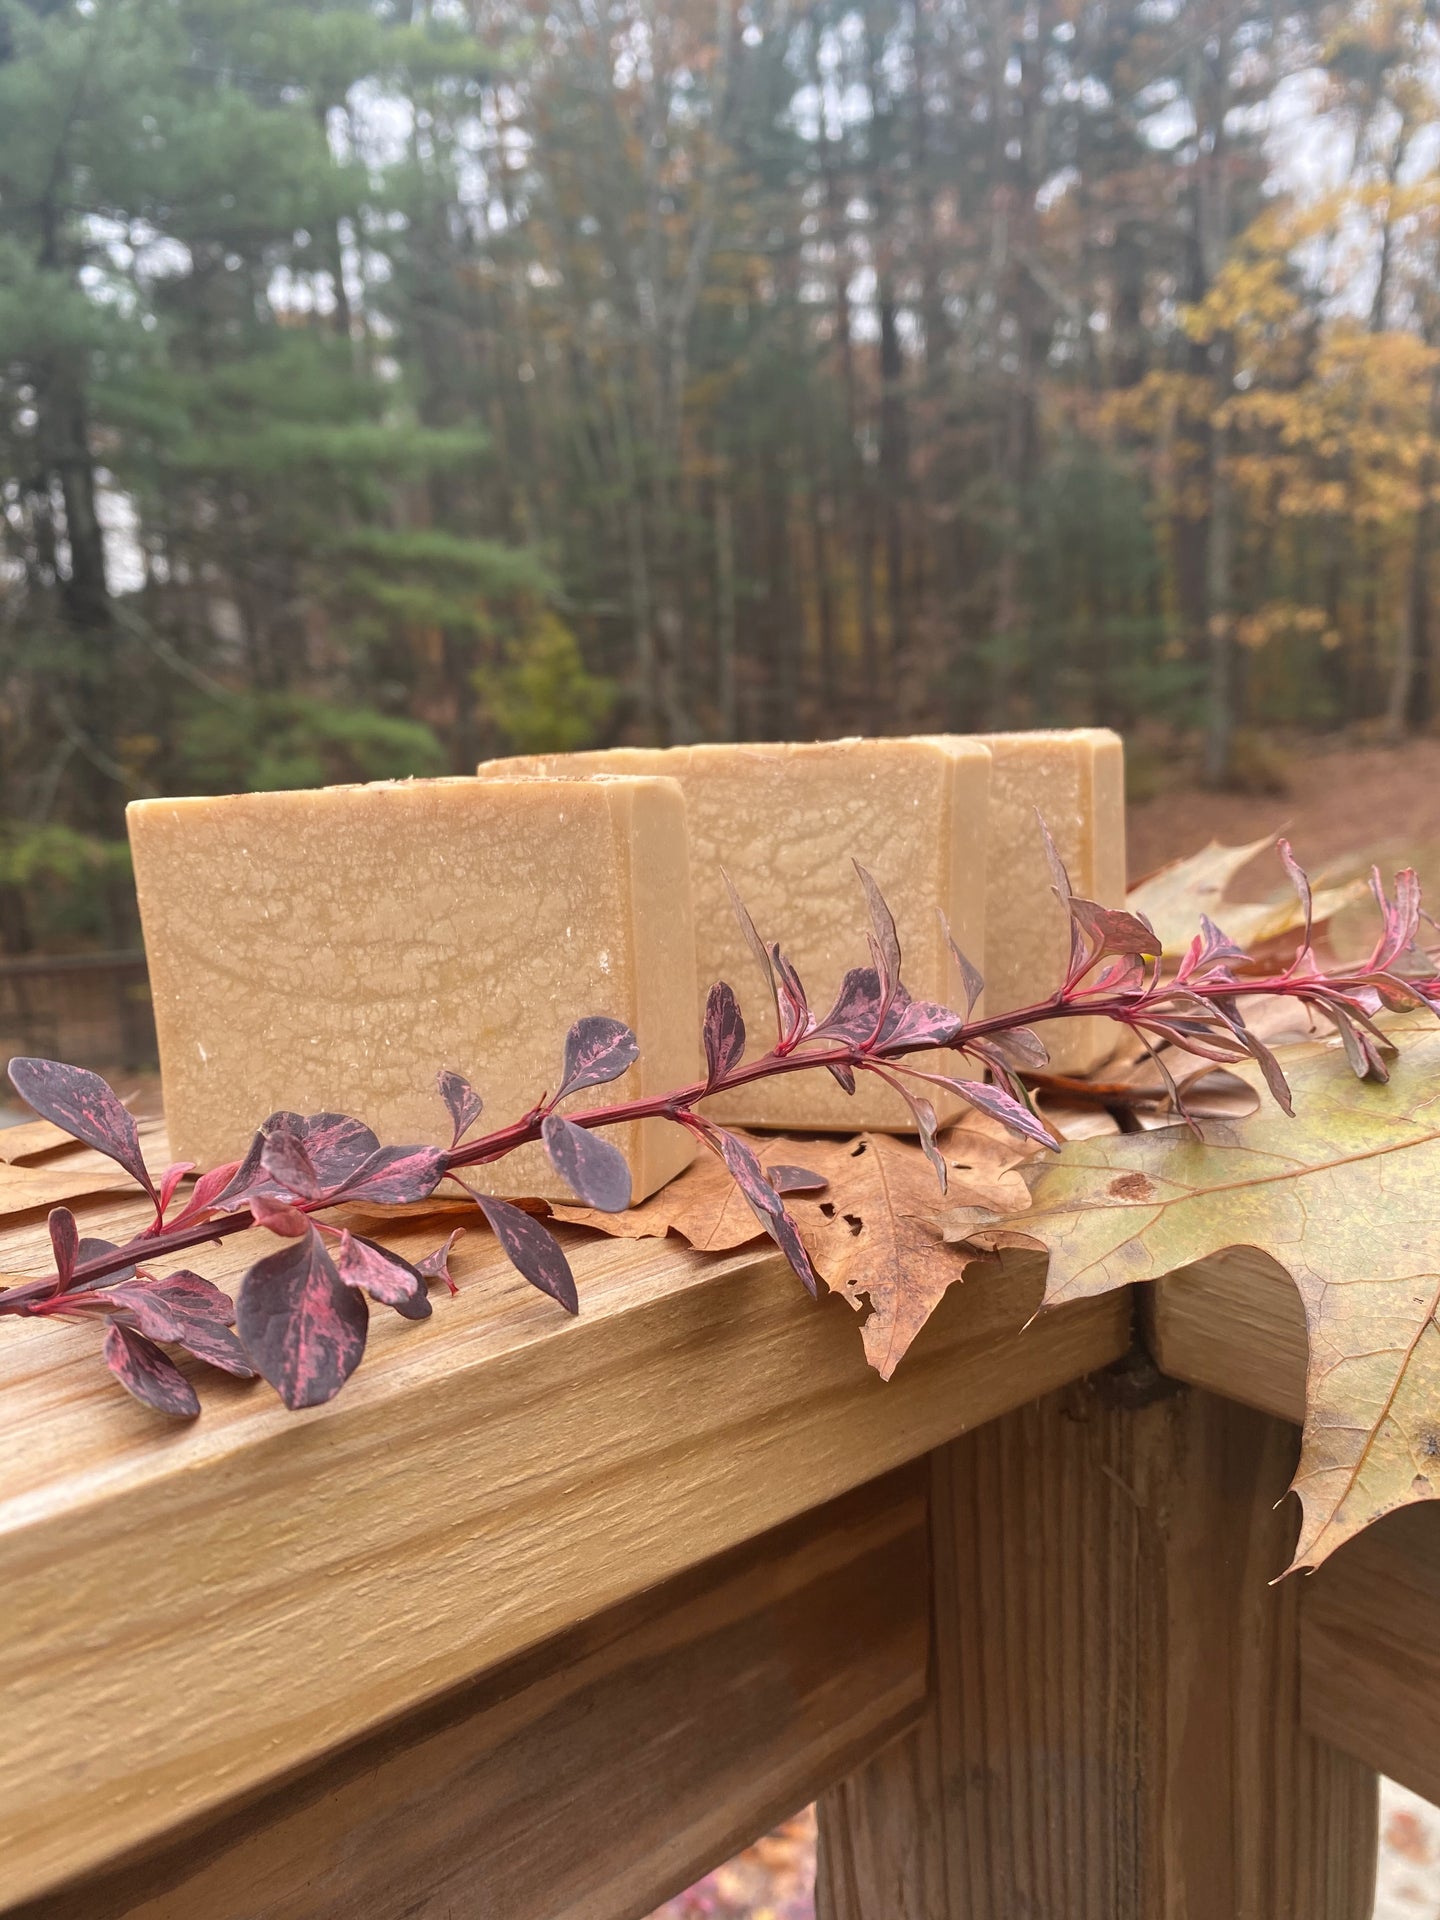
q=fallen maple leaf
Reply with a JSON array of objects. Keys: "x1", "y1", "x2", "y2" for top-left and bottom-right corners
[
  {"x1": 549, "y1": 1129, "x2": 827, "y2": 1251},
  {"x1": 785, "y1": 1124, "x2": 1035, "y2": 1379},
  {"x1": 1128, "y1": 836, "x2": 1366, "y2": 959},
  {"x1": 554, "y1": 1114, "x2": 1037, "y2": 1378},
  {"x1": 942, "y1": 1015, "x2": 1440, "y2": 1570}
]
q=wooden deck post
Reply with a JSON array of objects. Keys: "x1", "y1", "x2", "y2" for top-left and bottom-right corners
[{"x1": 815, "y1": 1370, "x2": 1380, "y2": 1920}]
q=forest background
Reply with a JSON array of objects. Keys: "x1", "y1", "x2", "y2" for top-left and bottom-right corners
[{"x1": 2, "y1": 0, "x2": 1438, "y2": 956}]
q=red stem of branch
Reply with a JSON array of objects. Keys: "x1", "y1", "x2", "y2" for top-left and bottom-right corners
[{"x1": 13, "y1": 957, "x2": 1434, "y2": 1303}]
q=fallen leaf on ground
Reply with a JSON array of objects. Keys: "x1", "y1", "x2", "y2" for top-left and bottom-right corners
[
  {"x1": 1128, "y1": 836, "x2": 1366, "y2": 958},
  {"x1": 943, "y1": 1015, "x2": 1440, "y2": 1570}
]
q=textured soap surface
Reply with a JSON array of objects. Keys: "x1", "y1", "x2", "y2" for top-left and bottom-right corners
[
  {"x1": 127, "y1": 776, "x2": 698, "y2": 1201},
  {"x1": 975, "y1": 729, "x2": 1126, "y2": 1074},
  {"x1": 478, "y1": 739, "x2": 990, "y2": 1132}
]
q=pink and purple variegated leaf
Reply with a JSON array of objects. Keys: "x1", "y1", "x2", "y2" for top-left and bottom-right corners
[
  {"x1": 541, "y1": 1113, "x2": 632, "y2": 1213},
  {"x1": 878, "y1": 992, "x2": 964, "y2": 1051},
  {"x1": 157, "y1": 1159, "x2": 243, "y2": 1236},
  {"x1": 952, "y1": 1078, "x2": 1059, "y2": 1152},
  {"x1": 1329, "y1": 1006, "x2": 1393, "y2": 1084},
  {"x1": 1035, "y1": 815, "x2": 1088, "y2": 981},
  {"x1": 556, "y1": 1016, "x2": 639, "y2": 1101},
  {"x1": 467, "y1": 1191, "x2": 579, "y2": 1315},
  {"x1": 228, "y1": 1111, "x2": 380, "y2": 1205},
  {"x1": 416, "y1": 1227, "x2": 465, "y2": 1295},
  {"x1": 703, "y1": 981, "x2": 746, "y2": 1084},
  {"x1": 769, "y1": 945, "x2": 812, "y2": 1046},
  {"x1": 103, "y1": 1321, "x2": 201, "y2": 1418},
  {"x1": 75, "y1": 1236, "x2": 136, "y2": 1285},
  {"x1": 1177, "y1": 914, "x2": 1250, "y2": 983},
  {"x1": 723, "y1": 868, "x2": 781, "y2": 1035},
  {"x1": 1211, "y1": 996, "x2": 1295, "y2": 1115},
  {"x1": 154, "y1": 1161, "x2": 196, "y2": 1222},
  {"x1": 713, "y1": 1129, "x2": 818, "y2": 1297},
  {"x1": 852, "y1": 863, "x2": 901, "y2": 998},
  {"x1": 1369, "y1": 866, "x2": 1423, "y2": 972},
  {"x1": 1068, "y1": 898, "x2": 1163, "y2": 964},
  {"x1": 249, "y1": 1193, "x2": 310, "y2": 1237},
  {"x1": 235, "y1": 1229, "x2": 369, "y2": 1410},
  {"x1": 332, "y1": 1144, "x2": 446, "y2": 1207},
  {"x1": 767, "y1": 1165, "x2": 828, "y2": 1195},
  {"x1": 8, "y1": 1057, "x2": 155, "y2": 1199},
  {"x1": 106, "y1": 1272, "x2": 255, "y2": 1377},
  {"x1": 333, "y1": 1231, "x2": 431, "y2": 1319},
  {"x1": 816, "y1": 967, "x2": 883, "y2": 1045},
  {"x1": 48, "y1": 1207, "x2": 79, "y2": 1292},
  {"x1": 972, "y1": 1025, "x2": 1050, "y2": 1073},
  {"x1": 259, "y1": 1114, "x2": 325, "y2": 1199},
  {"x1": 940, "y1": 912, "x2": 985, "y2": 1019},
  {"x1": 1277, "y1": 837, "x2": 1314, "y2": 954},
  {"x1": 437, "y1": 1068, "x2": 483, "y2": 1145}
]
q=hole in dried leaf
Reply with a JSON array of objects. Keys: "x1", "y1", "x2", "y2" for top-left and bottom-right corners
[
  {"x1": 819, "y1": 1201, "x2": 836, "y2": 1219},
  {"x1": 850, "y1": 1142, "x2": 867, "y2": 1157},
  {"x1": 843, "y1": 1213, "x2": 863, "y2": 1236}
]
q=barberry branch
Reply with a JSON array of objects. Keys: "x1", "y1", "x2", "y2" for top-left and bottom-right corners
[{"x1": 3, "y1": 835, "x2": 1436, "y2": 1416}]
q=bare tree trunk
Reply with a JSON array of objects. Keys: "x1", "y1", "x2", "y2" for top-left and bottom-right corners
[
  {"x1": 714, "y1": 480, "x2": 737, "y2": 740},
  {"x1": 1203, "y1": 364, "x2": 1234, "y2": 786}
]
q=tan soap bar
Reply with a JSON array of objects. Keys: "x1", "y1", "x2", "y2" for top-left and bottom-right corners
[
  {"x1": 127, "y1": 776, "x2": 699, "y2": 1201},
  {"x1": 477, "y1": 739, "x2": 990, "y2": 1132},
  {"x1": 975, "y1": 729, "x2": 1126, "y2": 1074}
]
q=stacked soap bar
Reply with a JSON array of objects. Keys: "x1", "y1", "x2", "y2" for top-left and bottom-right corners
[
  {"x1": 478, "y1": 738, "x2": 992, "y2": 1132},
  {"x1": 482, "y1": 727, "x2": 1128, "y2": 1106},
  {"x1": 975, "y1": 729, "x2": 1126, "y2": 1074},
  {"x1": 127, "y1": 776, "x2": 699, "y2": 1202}
]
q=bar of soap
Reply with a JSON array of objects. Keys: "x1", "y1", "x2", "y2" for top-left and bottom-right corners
[
  {"x1": 477, "y1": 739, "x2": 990, "y2": 1132},
  {"x1": 127, "y1": 776, "x2": 699, "y2": 1201},
  {"x1": 975, "y1": 729, "x2": 1126, "y2": 1074}
]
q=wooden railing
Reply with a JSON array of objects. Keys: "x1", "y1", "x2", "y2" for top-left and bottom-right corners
[
  {"x1": 0, "y1": 1127, "x2": 1426, "y2": 1919},
  {"x1": 0, "y1": 951, "x2": 155, "y2": 1076}
]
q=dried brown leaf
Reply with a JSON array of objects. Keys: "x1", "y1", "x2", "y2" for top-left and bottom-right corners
[
  {"x1": 549, "y1": 1130, "x2": 822, "y2": 1252},
  {"x1": 785, "y1": 1125, "x2": 1035, "y2": 1380},
  {"x1": 0, "y1": 1158, "x2": 137, "y2": 1220},
  {"x1": 0, "y1": 1120, "x2": 75, "y2": 1163},
  {"x1": 1127, "y1": 837, "x2": 1366, "y2": 960}
]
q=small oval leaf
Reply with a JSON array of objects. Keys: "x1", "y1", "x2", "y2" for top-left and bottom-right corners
[
  {"x1": 437, "y1": 1068, "x2": 483, "y2": 1144},
  {"x1": 557, "y1": 1016, "x2": 640, "y2": 1100},
  {"x1": 8, "y1": 1057, "x2": 153, "y2": 1196},
  {"x1": 235, "y1": 1230, "x2": 369, "y2": 1410},
  {"x1": 333, "y1": 1144, "x2": 446, "y2": 1206},
  {"x1": 703, "y1": 981, "x2": 746, "y2": 1085},
  {"x1": 108, "y1": 1273, "x2": 256, "y2": 1378},
  {"x1": 714, "y1": 1129, "x2": 818, "y2": 1297},
  {"x1": 48, "y1": 1206, "x2": 79, "y2": 1290},
  {"x1": 334, "y1": 1230, "x2": 431, "y2": 1318},
  {"x1": 541, "y1": 1113, "x2": 632, "y2": 1213},
  {"x1": 103, "y1": 1321, "x2": 200, "y2": 1418},
  {"x1": 471, "y1": 1192, "x2": 578, "y2": 1314}
]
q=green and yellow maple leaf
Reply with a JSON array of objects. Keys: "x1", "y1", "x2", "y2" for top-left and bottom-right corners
[{"x1": 943, "y1": 1015, "x2": 1440, "y2": 1571}]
